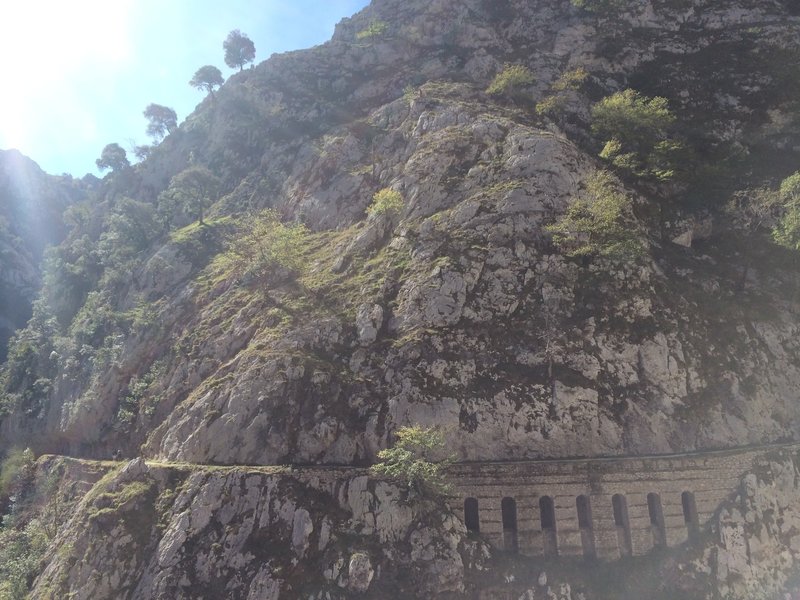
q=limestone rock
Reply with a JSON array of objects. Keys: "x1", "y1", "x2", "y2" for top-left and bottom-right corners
[
  {"x1": 347, "y1": 552, "x2": 374, "y2": 592},
  {"x1": 356, "y1": 303, "x2": 384, "y2": 345}
]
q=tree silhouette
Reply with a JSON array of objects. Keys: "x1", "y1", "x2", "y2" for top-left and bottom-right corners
[
  {"x1": 143, "y1": 104, "x2": 177, "y2": 141},
  {"x1": 223, "y1": 30, "x2": 255, "y2": 71},
  {"x1": 190, "y1": 65, "x2": 224, "y2": 97},
  {"x1": 96, "y1": 143, "x2": 130, "y2": 172}
]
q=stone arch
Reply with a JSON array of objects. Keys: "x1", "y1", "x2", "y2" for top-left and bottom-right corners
[
  {"x1": 647, "y1": 492, "x2": 666, "y2": 548},
  {"x1": 576, "y1": 495, "x2": 596, "y2": 558},
  {"x1": 681, "y1": 491, "x2": 699, "y2": 540},
  {"x1": 612, "y1": 493, "x2": 632, "y2": 557},
  {"x1": 464, "y1": 497, "x2": 480, "y2": 533},
  {"x1": 539, "y1": 495, "x2": 558, "y2": 557},
  {"x1": 501, "y1": 496, "x2": 518, "y2": 552}
]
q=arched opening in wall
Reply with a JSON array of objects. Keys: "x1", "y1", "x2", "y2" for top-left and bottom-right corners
[
  {"x1": 647, "y1": 492, "x2": 666, "y2": 548},
  {"x1": 501, "y1": 497, "x2": 518, "y2": 553},
  {"x1": 612, "y1": 494, "x2": 632, "y2": 557},
  {"x1": 576, "y1": 495, "x2": 596, "y2": 559},
  {"x1": 539, "y1": 495, "x2": 558, "y2": 557},
  {"x1": 682, "y1": 491, "x2": 699, "y2": 540},
  {"x1": 464, "y1": 497, "x2": 480, "y2": 533}
]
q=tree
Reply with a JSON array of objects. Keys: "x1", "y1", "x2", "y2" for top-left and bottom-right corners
[
  {"x1": 546, "y1": 169, "x2": 645, "y2": 260},
  {"x1": 133, "y1": 144, "x2": 152, "y2": 161},
  {"x1": 370, "y1": 425, "x2": 452, "y2": 498},
  {"x1": 97, "y1": 198, "x2": 160, "y2": 273},
  {"x1": 143, "y1": 104, "x2": 177, "y2": 141},
  {"x1": 158, "y1": 166, "x2": 221, "y2": 226},
  {"x1": 95, "y1": 143, "x2": 130, "y2": 173},
  {"x1": 591, "y1": 89, "x2": 683, "y2": 181},
  {"x1": 190, "y1": 65, "x2": 224, "y2": 96},
  {"x1": 223, "y1": 30, "x2": 255, "y2": 71}
]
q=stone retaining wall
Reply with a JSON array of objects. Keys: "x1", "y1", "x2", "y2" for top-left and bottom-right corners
[
  {"x1": 37, "y1": 442, "x2": 800, "y2": 563},
  {"x1": 446, "y1": 443, "x2": 800, "y2": 560}
]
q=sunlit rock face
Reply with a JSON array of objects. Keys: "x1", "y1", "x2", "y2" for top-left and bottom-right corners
[
  {"x1": 1, "y1": 0, "x2": 800, "y2": 463},
  {"x1": 0, "y1": 150, "x2": 89, "y2": 360}
]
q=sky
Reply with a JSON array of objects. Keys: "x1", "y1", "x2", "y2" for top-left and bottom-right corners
[{"x1": 0, "y1": 0, "x2": 370, "y2": 177}]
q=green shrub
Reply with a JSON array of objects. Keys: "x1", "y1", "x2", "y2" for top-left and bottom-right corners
[
  {"x1": 536, "y1": 67, "x2": 588, "y2": 118},
  {"x1": 486, "y1": 64, "x2": 535, "y2": 98},
  {"x1": 222, "y1": 210, "x2": 309, "y2": 283},
  {"x1": 370, "y1": 426, "x2": 452, "y2": 497},
  {"x1": 591, "y1": 89, "x2": 684, "y2": 181},
  {"x1": 356, "y1": 20, "x2": 388, "y2": 41},
  {"x1": 546, "y1": 170, "x2": 645, "y2": 260},
  {"x1": 536, "y1": 94, "x2": 567, "y2": 117},
  {"x1": 402, "y1": 84, "x2": 418, "y2": 104},
  {"x1": 592, "y1": 89, "x2": 674, "y2": 147},
  {"x1": 366, "y1": 188, "x2": 404, "y2": 218},
  {"x1": 116, "y1": 360, "x2": 167, "y2": 429},
  {"x1": 552, "y1": 66, "x2": 589, "y2": 92}
]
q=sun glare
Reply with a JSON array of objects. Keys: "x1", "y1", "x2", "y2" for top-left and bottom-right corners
[{"x1": 0, "y1": 0, "x2": 134, "y2": 155}]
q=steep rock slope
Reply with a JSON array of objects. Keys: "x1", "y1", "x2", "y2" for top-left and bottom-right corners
[{"x1": 1, "y1": 0, "x2": 799, "y2": 465}]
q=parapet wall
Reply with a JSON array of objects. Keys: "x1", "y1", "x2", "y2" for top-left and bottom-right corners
[{"x1": 445, "y1": 443, "x2": 800, "y2": 560}]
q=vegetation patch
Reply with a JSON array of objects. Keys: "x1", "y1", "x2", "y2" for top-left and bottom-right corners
[
  {"x1": 216, "y1": 210, "x2": 309, "y2": 286},
  {"x1": 367, "y1": 188, "x2": 404, "y2": 217},
  {"x1": 546, "y1": 170, "x2": 646, "y2": 260},
  {"x1": 486, "y1": 64, "x2": 535, "y2": 99},
  {"x1": 370, "y1": 425, "x2": 453, "y2": 498},
  {"x1": 591, "y1": 89, "x2": 685, "y2": 181}
]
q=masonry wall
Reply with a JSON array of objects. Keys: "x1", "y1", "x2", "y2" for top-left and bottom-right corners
[{"x1": 445, "y1": 444, "x2": 800, "y2": 560}]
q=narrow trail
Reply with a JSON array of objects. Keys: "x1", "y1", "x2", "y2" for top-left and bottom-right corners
[{"x1": 40, "y1": 438, "x2": 800, "y2": 472}]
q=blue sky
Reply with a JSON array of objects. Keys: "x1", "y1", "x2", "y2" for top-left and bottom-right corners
[{"x1": 0, "y1": 0, "x2": 370, "y2": 177}]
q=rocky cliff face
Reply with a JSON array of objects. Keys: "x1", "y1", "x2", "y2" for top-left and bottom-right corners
[
  {"x1": 2, "y1": 0, "x2": 799, "y2": 463},
  {"x1": 1, "y1": 0, "x2": 800, "y2": 597},
  {"x1": 27, "y1": 457, "x2": 487, "y2": 600}
]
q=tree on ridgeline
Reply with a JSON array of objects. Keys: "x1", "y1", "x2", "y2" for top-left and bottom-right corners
[
  {"x1": 143, "y1": 104, "x2": 177, "y2": 141},
  {"x1": 95, "y1": 143, "x2": 130, "y2": 173},
  {"x1": 223, "y1": 30, "x2": 255, "y2": 71},
  {"x1": 190, "y1": 65, "x2": 224, "y2": 97}
]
